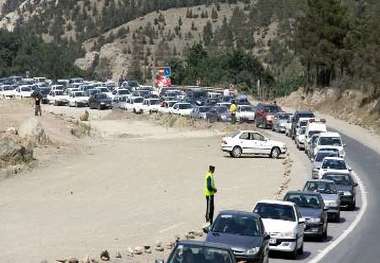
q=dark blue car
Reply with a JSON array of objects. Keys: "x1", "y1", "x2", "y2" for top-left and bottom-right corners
[{"x1": 205, "y1": 210, "x2": 270, "y2": 263}]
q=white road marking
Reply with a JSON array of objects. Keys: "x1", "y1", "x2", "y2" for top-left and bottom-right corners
[
  {"x1": 308, "y1": 171, "x2": 368, "y2": 263},
  {"x1": 159, "y1": 222, "x2": 185, "y2": 233}
]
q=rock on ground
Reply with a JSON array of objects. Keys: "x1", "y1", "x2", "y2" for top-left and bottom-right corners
[
  {"x1": 0, "y1": 137, "x2": 33, "y2": 166},
  {"x1": 18, "y1": 117, "x2": 50, "y2": 145}
]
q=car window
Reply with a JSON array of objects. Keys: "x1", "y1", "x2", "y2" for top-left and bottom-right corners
[
  {"x1": 252, "y1": 133, "x2": 265, "y2": 141},
  {"x1": 212, "y1": 214, "x2": 261, "y2": 236},
  {"x1": 304, "y1": 182, "x2": 337, "y2": 194},
  {"x1": 239, "y1": 132, "x2": 250, "y2": 140},
  {"x1": 319, "y1": 137, "x2": 342, "y2": 146},
  {"x1": 324, "y1": 174, "x2": 353, "y2": 186},
  {"x1": 322, "y1": 159, "x2": 347, "y2": 170},
  {"x1": 168, "y1": 244, "x2": 233, "y2": 263},
  {"x1": 285, "y1": 194, "x2": 322, "y2": 209},
  {"x1": 254, "y1": 203, "x2": 296, "y2": 222}
]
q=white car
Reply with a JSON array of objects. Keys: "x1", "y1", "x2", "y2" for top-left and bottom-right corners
[
  {"x1": 236, "y1": 105, "x2": 256, "y2": 122},
  {"x1": 15, "y1": 85, "x2": 33, "y2": 98},
  {"x1": 51, "y1": 85, "x2": 65, "y2": 91},
  {"x1": 47, "y1": 90, "x2": 69, "y2": 106},
  {"x1": 318, "y1": 157, "x2": 352, "y2": 179},
  {"x1": 68, "y1": 91, "x2": 89, "y2": 107},
  {"x1": 295, "y1": 127, "x2": 306, "y2": 150},
  {"x1": 313, "y1": 132, "x2": 345, "y2": 158},
  {"x1": 159, "y1": 100, "x2": 178, "y2": 114},
  {"x1": 138, "y1": 98, "x2": 161, "y2": 114},
  {"x1": 127, "y1": 96, "x2": 144, "y2": 113},
  {"x1": 254, "y1": 200, "x2": 305, "y2": 258},
  {"x1": 170, "y1": 103, "x2": 193, "y2": 116},
  {"x1": 221, "y1": 130, "x2": 287, "y2": 158},
  {"x1": 1, "y1": 85, "x2": 16, "y2": 99},
  {"x1": 97, "y1": 87, "x2": 113, "y2": 98}
]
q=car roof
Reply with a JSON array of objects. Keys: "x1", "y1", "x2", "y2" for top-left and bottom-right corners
[
  {"x1": 256, "y1": 199, "x2": 296, "y2": 207},
  {"x1": 218, "y1": 210, "x2": 260, "y2": 218},
  {"x1": 306, "y1": 179, "x2": 335, "y2": 184},
  {"x1": 296, "y1": 110, "x2": 314, "y2": 114},
  {"x1": 176, "y1": 240, "x2": 233, "y2": 251},
  {"x1": 239, "y1": 130, "x2": 261, "y2": 134},
  {"x1": 319, "y1": 132, "x2": 341, "y2": 137},
  {"x1": 323, "y1": 157, "x2": 345, "y2": 161},
  {"x1": 285, "y1": 190, "x2": 322, "y2": 197}
]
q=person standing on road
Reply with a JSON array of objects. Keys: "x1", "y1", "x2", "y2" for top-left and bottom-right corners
[
  {"x1": 32, "y1": 90, "x2": 43, "y2": 116},
  {"x1": 204, "y1": 165, "x2": 217, "y2": 225},
  {"x1": 229, "y1": 100, "x2": 237, "y2": 124}
]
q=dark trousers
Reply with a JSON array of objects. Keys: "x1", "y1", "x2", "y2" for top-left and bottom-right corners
[
  {"x1": 231, "y1": 113, "x2": 236, "y2": 124},
  {"x1": 206, "y1": 195, "x2": 215, "y2": 224},
  {"x1": 35, "y1": 105, "x2": 42, "y2": 116}
]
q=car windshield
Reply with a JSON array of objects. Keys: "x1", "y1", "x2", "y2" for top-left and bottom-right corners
[
  {"x1": 199, "y1": 107, "x2": 211, "y2": 113},
  {"x1": 128, "y1": 81, "x2": 139, "y2": 87},
  {"x1": 150, "y1": 99, "x2": 160, "y2": 105},
  {"x1": 319, "y1": 137, "x2": 342, "y2": 146},
  {"x1": 315, "y1": 152, "x2": 339, "y2": 162},
  {"x1": 21, "y1": 87, "x2": 31, "y2": 91},
  {"x1": 309, "y1": 130, "x2": 322, "y2": 137},
  {"x1": 229, "y1": 131, "x2": 240, "y2": 138},
  {"x1": 118, "y1": 90, "x2": 129, "y2": 95},
  {"x1": 324, "y1": 175, "x2": 352, "y2": 186},
  {"x1": 40, "y1": 89, "x2": 50, "y2": 95},
  {"x1": 75, "y1": 92, "x2": 85, "y2": 97},
  {"x1": 212, "y1": 214, "x2": 261, "y2": 237},
  {"x1": 278, "y1": 114, "x2": 290, "y2": 120},
  {"x1": 285, "y1": 194, "x2": 322, "y2": 209},
  {"x1": 322, "y1": 159, "x2": 347, "y2": 170},
  {"x1": 55, "y1": 91, "x2": 64, "y2": 96},
  {"x1": 299, "y1": 112, "x2": 315, "y2": 118},
  {"x1": 99, "y1": 88, "x2": 109, "y2": 93},
  {"x1": 304, "y1": 182, "x2": 337, "y2": 194},
  {"x1": 240, "y1": 106, "x2": 254, "y2": 112},
  {"x1": 98, "y1": 94, "x2": 108, "y2": 99},
  {"x1": 133, "y1": 98, "x2": 144, "y2": 103},
  {"x1": 168, "y1": 244, "x2": 233, "y2": 263},
  {"x1": 254, "y1": 203, "x2": 296, "y2": 221},
  {"x1": 179, "y1": 104, "x2": 192, "y2": 109},
  {"x1": 263, "y1": 105, "x2": 281, "y2": 113}
]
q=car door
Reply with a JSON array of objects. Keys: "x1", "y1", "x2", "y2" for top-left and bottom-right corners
[
  {"x1": 238, "y1": 132, "x2": 257, "y2": 154},
  {"x1": 252, "y1": 132, "x2": 269, "y2": 154},
  {"x1": 295, "y1": 206, "x2": 305, "y2": 246}
]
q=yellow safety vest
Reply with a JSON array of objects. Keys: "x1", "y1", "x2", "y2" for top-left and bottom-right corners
[
  {"x1": 230, "y1": 104, "x2": 237, "y2": 114},
  {"x1": 204, "y1": 172, "x2": 216, "y2": 196}
]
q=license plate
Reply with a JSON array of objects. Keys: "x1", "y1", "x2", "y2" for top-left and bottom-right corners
[{"x1": 269, "y1": 238, "x2": 277, "y2": 244}]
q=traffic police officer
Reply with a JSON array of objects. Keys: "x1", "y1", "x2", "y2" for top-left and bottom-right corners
[
  {"x1": 229, "y1": 100, "x2": 237, "y2": 124},
  {"x1": 204, "y1": 165, "x2": 217, "y2": 224}
]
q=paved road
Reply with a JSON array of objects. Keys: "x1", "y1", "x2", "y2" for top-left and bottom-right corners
[
  {"x1": 266, "y1": 129, "x2": 362, "y2": 263},
  {"x1": 321, "y1": 131, "x2": 380, "y2": 262}
]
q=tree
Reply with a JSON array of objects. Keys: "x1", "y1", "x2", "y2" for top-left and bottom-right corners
[{"x1": 203, "y1": 21, "x2": 213, "y2": 46}]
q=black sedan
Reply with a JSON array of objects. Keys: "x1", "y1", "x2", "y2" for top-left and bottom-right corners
[
  {"x1": 88, "y1": 93, "x2": 112, "y2": 110},
  {"x1": 284, "y1": 191, "x2": 328, "y2": 240},
  {"x1": 160, "y1": 240, "x2": 236, "y2": 263},
  {"x1": 205, "y1": 210, "x2": 269, "y2": 263},
  {"x1": 322, "y1": 172, "x2": 358, "y2": 210}
]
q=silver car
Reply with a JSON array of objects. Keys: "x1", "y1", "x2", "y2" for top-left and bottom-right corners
[{"x1": 303, "y1": 179, "x2": 341, "y2": 222}]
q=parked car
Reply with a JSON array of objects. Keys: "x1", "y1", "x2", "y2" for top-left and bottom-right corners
[
  {"x1": 204, "y1": 210, "x2": 270, "y2": 263},
  {"x1": 322, "y1": 172, "x2": 357, "y2": 210},
  {"x1": 284, "y1": 191, "x2": 328, "y2": 240},
  {"x1": 313, "y1": 132, "x2": 346, "y2": 158},
  {"x1": 295, "y1": 127, "x2": 306, "y2": 150},
  {"x1": 290, "y1": 111, "x2": 315, "y2": 139},
  {"x1": 312, "y1": 150, "x2": 340, "y2": 178},
  {"x1": 159, "y1": 100, "x2": 178, "y2": 114},
  {"x1": 304, "y1": 120, "x2": 327, "y2": 148},
  {"x1": 207, "y1": 106, "x2": 232, "y2": 123},
  {"x1": 272, "y1": 112, "x2": 292, "y2": 133},
  {"x1": 39, "y1": 87, "x2": 51, "y2": 104},
  {"x1": 236, "y1": 105, "x2": 256, "y2": 122},
  {"x1": 159, "y1": 240, "x2": 237, "y2": 263},
  {"x1": 113, "y1": 89, "x2": 130, "y2": 102},
  {"x1": 15, "y1": 85, "x2": 33, "y2": 98},
  {"x1": 190, "y1": 106, "x2": 212, "y2": 119},
  {"x1": 255, "y1": 103, "x2": 282, "y2": 129},
  {"x1": 88, "y1": 93, "x2": 112, "y2": 110},
  {"x1": 1, "y1": 85, "x2": 17, "y2": 98},
  {"x1": 138, "y1": 98, "x2": 161, "y2": 114},
  {"x1": 221, "y1": 130, "x2": 287, "y2": 158},
  {"x1": 303, "y1": 179, "x2": 341, "y2": 222},
  {"x1": 47, "y1": 90, "x2": 69, "y2": 106},
  {"x1": 68, "y1": 91, "x2": 89, "y2": 107},
  {"x1": 317, "y1": 157, "x2": 351, "y2": 179},
  {"x1": 96, "y1": 87, "x2": 113, "y2": 98},
  {"x1": 170, "y1": 102, "x2": 194, "y2": 116},
  {"x1": 253, "y1": 200, "x2": 305, "y2": 258},
  {"x1": 127, "y1": 96, "x2": 144, "y2": 113}
]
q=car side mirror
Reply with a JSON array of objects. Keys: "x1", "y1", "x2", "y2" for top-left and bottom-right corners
[
  {"x1": 343, "y1": 143, "x2": 347, "y2": 147},
  {"x1": 264, "y1": 233, "x2": 270, "y2": 240},
  {"x1": 203, "y1": 225, "x2": 210, "y2": 234},
  {"x1": 323, "y1": 207, "x2": 329, "y2": 211},
  {"x1": 353, "y1": 183, "x2": 358, "y2": 187},
  {"x1": 298, "y1": 218, "x2": 305, "y2": 224}
]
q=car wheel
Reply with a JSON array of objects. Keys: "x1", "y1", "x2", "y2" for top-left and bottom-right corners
[
  {"x1": 270, "y1": 147, "x2": 281, "y2": 159},
  {"x1": 231, "y1": 146, "x2": 242, "y2": 158}
]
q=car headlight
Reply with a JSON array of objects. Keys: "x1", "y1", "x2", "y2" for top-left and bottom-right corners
[
  {"x1": 325, "y1": 200, "x2": 338, "y2": 207},
  {"x1": 343, "y1": 191, "x2": 352, "y2": 196},
  {"x1": 246, "y1": 247, "x2": 260, "y2": 255},
  {"x1": 308, "y1": 218, "x2": 321, "y2": 223},
  {"x1": 279, "y1": 232, "x2": 296, "y2": 239}
]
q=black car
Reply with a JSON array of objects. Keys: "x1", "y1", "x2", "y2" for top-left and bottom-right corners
[
  {"x1": 39, "y1": 87, "x2": 51, "y2": 104},
  {"x1": 284, "y1": 191, "x2": 328, "y2": 240},
  {"x1": 159, "y1": 240, "x2": 236, "y2": 263},
  {"x1": 88, "y1": 93, "x2": 112, "y2": 110},
  {"x1": 205, "y1": 210, "x2": 270, "y2": 263},
  {"x1": 322, "y1": 172, "x2": 357, "y2": 210},
  {"x1": 290, "y1": 111, "x2": 315, "y2": 139}
]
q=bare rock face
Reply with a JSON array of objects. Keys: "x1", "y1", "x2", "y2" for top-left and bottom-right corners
[
  {"x1": 18, "y1": 117, "x2": 50, "y2": 145},
  {"x1": 0, "y1": 137, "x2": 33, "y2": 166},
  {"x1": 75, "y1": 51, "x2": 99, "y2": 72},
  {"x1": 80, "y1": 110, "x2": 89, "y2": 122}
]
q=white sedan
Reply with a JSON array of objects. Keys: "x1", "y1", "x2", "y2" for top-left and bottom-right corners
[
  {"x1": 137, "y1": 98, "x2": 161, "y2": 114},
  {"x1": 47, "y1": 90, "x2": 69, "y2": 106},
  {"x1": 159, "y1": 100, "x2": 178, "y2": 114},
  {"x1": 68, "y1": 91, "x2": 89, "y2": 107},
  {"x1": 318, "y1": 157, "x2": 352, "y2": 179},
  {"x1": 221, "y1": 130, "x2": 287, "y2": 158},
  {"x1": 15, "y1": 85, "x2": 33, "y2": 98},
  {"x1": 170, "y1": 102, "x2": 193, "y2": 116},
  {"x1": 236, "y1": 105, "x2": 256, "y2": 122},
  {"x1": 254, "y1": 200, "x2": 305, "y2": 258}
]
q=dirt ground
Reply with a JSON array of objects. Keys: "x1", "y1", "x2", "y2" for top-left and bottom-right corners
[{"x1": 0, "y1": 101, "x2": 308, "y2": 263}]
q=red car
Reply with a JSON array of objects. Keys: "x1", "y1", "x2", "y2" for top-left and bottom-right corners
[{"x1": 255, "y1": 103, "x2": 282, "y2": 129}]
